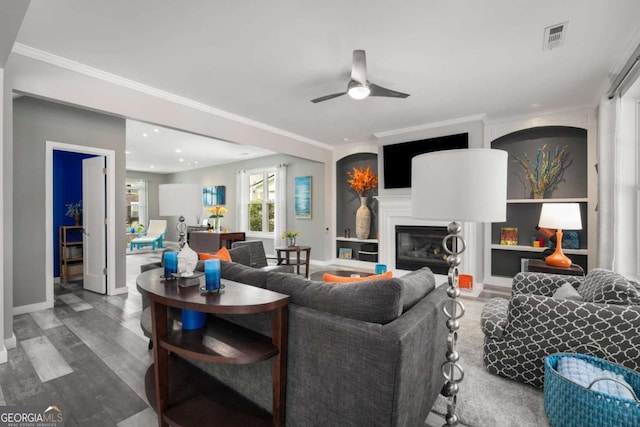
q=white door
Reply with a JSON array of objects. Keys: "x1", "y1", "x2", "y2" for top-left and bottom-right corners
[{"x1": 82, "y1": 156, "x2": 107, "y2": 294}]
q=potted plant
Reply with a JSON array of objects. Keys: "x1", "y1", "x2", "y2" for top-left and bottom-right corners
[
  {"x1": 65, "y1": 200, "x2": 82, "y2": 225},
  {"x1": 281, "y1": 229, "x2": 300, "y2": 247}
]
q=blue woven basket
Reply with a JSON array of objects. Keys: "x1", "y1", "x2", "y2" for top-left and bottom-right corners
[{"x1": 544, "y1": 353, "x2": 640, "y2": 427}]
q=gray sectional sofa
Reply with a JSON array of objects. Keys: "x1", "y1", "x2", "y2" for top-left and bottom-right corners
[{"x1": 140, "y1": 260, "x2": 449, "y2": 427}]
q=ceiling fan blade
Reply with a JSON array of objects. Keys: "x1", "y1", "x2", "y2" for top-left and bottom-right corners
[
  {"x1": 369, "y1": 83, "x2": 410, "y2": 98},
  {"x1": 310, "y1": 92, "x2": 347, "y2": 103},
  {"x1": 351, "y1": 50, "x2": 367, "y2": 85}
]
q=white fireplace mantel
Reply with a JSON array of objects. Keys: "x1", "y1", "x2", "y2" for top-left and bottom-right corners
[{"x1": 376, "y1": 194, "x2": 484, "y2": 296}]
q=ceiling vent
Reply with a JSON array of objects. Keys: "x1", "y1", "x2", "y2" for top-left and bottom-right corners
[{"x1": 543, "y1": 22, "x2": 568, "y2": 50}]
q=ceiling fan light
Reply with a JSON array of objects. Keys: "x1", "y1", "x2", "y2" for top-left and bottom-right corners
[{"x1": 348, "y1": 84, "x2": 370, "y2": 100}]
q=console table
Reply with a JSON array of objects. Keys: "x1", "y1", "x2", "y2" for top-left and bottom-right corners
[
  {"x1": 526, "y1": 259, "x2": 585, "y2": 276},
  {"x1": 275, "y1": 246, "x2": 311, "y2": 278},
  {"x1": 137, "y1": 269, "x2": 289, "y2": 427},
  {"x1": 187, "y1": 231, "x2": 246, "y2": 253}
]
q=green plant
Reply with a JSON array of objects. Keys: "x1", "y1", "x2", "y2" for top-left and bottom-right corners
[{"x1": 65, "y1": 200, "x2": 82, "y2": 217}]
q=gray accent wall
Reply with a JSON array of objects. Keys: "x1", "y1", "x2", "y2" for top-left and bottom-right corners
[
  {"x1": 168, "y1": 154, "x2": 327, "y2": 257},
  {"x1": 13, "y1": 97, "x2": 127, "y2": 308}
]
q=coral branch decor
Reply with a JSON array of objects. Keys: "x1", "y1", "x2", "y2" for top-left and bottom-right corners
[
  {"x1": 513, "y1": 145, "x2": 569, "y2": 199},
  {"x1": 347, "y1": 166, "x2": 378, "y2": 239}
]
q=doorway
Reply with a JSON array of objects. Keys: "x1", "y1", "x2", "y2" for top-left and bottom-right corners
[{"x1": 45, "y1": 141, "x2": 118, "y2": 307}]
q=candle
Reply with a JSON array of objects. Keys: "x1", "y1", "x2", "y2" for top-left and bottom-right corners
[
  {"x1": 204, "y1": 259, "x2": 221, "y2": 291},
  {"x1": 164, "y1": 251, "x2": 178, "y2": 279}
]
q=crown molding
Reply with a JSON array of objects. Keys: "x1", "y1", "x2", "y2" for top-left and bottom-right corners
[
  {"x1": 373, "y1": 113, "x2": 487, "y2": 139},
  {"x1": 12, "y1": 43, "x2": 333, "y2": 151}
]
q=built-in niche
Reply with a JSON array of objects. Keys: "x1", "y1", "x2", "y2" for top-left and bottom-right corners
[
  {"x1": 336, "y1": 152, "x2": 378, "y2": 261},
  {"x1": 490, "y1": 126, "x2": 589, "y2": 277}
]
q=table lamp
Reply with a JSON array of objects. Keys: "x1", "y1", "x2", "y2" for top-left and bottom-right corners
[
  {"x1": 538, "y1": 203, "x2": 582, "y2": 268},
  {"x1": 411, "y1": 148, "x2": 507, "y2": 427},
  {"x1": 159, "y1": 184, "x2": 202, "y2": 275}
]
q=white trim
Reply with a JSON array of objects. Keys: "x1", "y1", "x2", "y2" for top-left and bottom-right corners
[
  {"x1": 46, "y1": 141, "x2": 117, "y2": 301},
  {"x1": 0, "y1": 347, "x2": 6, "y2": 364},
  {"x1": 12, "y1": 43, "x2": 333, "y2": 151},
  {"x1": 373, "y1": 114, "x2": 487, "y2": 138},
  {"x1": 109, "y1": 287, "x2": 129, "y2": 296},
  {"x1": 4, "y1": 333, "x2": 16, "y2": 349},
  {"x1": 13, "y1": 300, "x2": 52, "y2": 315}
]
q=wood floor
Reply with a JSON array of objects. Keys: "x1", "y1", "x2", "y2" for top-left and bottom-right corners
[
  {"x1": 1, "y1": 251, "x2": 490, "y2": 426},
  {"x1": 0, "y1": 252, "x2": 161, "y2": 427}
]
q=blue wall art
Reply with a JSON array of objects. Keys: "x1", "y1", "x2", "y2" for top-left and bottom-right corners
[{"x1": 294, "y1": 176, "x2": 312, "y2": 219}]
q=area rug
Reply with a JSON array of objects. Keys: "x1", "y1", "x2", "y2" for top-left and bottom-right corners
[{"x1": 431, "y1": 298, "x2": 550, "y2": 427}]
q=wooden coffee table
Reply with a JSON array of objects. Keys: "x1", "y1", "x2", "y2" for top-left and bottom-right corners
[{"x1": 137, "y1": 269, "x2": 289, "y2": 427}]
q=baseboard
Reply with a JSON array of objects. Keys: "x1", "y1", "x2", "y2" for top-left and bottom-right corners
[
  {"x1": 4, "y1": 334, "x2": 16, "y2": 349},
  {"x1": 109, "y1": 286, "x2": 128, "y2": 296},
  {"x1": 13, "y1": 300, "x2": 53, "y2": 315}
]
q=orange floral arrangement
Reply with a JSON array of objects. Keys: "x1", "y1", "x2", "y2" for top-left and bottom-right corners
[{"x1": 347, "y1": 166, "x2": 378, "y2": 196}]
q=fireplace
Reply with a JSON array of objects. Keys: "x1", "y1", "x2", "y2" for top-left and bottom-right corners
[{"x1": 395, "y1": 225, "x2": 449, "y2": 274}]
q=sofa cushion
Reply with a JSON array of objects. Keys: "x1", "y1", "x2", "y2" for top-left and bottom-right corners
[
  {"x1": 221, "y1": 261, "x2": 268, "y2": 289},
  {"x1": 227, "y1": 245, "x2": 251, "y2": 267},
  {"x1": 398, "y1": 267, "x2": 436, "y2": 312},
  {"x1": 577, "y1": 268, "x2": 640, "y2": 305},
  {"x1": 266, "y1": 272, "x2": 403, "y2": 324},
  {"x1": 322, "y1": 271, "x2": 393, "y2": 283}
]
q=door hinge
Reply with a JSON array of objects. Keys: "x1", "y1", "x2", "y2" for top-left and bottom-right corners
[
  {"x1": 102, "y1": 167, "x2": 107, "y2": 175},
  {"x1": 103, "y1": 218, "x2": 108, "y2": 225},
  {"x1": 103, "y1": 267, "x2": 108, "y2": 275}
]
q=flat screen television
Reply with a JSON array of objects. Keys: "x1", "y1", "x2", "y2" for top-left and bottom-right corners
[{"x1": 382, "y1": 133, "x2": 469, "y2": 189}]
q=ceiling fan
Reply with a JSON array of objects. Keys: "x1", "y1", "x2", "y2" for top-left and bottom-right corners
[{"x1": 310, "y1": 50, "x2": 410, "y2": 103}]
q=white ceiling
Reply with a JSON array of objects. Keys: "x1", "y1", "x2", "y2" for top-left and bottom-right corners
[
  {"x1": 125, "y1": 120, "x2": 274, "y2": 173},
  {"x1": 11, "y1": 0, "x2": 640, "y2": 148}
]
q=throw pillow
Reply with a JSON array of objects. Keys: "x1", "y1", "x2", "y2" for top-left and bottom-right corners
[
  {"x1": 397, "y1": 267, "x2": 436, "y2": 312},
  {"x1": 322, "y1": 271, "x2": 393, "y2": 283},
  {"x1": 199, "y1": 246, "x2": 232, "y2": 262},
  {"x1": 552, "y1": 282, "x2": 584, "y2": 301},
  {"x1": 266, "y1": 272, "x2": 403, "y2": 324},
  {"x1": 578, "y1": 268, "x2": 640, "y2": 305}
]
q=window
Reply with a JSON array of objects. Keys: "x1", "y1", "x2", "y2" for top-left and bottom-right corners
[
  {"x1": 248, "y1": 170, "x2": 276, "y2": 233},
  {"x1": 126, "y1": 179, "x2": 148, "y2": 228}
]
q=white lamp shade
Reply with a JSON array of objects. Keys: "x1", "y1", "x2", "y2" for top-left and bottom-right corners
[
  {"x1": 411, "y1": 149, "x2": 508, "y2": 222},
  {"x1": 538, "y1": 203, "x2": 582, "y2": 230},
  {"x1": 159, "y1": 184, "x2": 202, "y2": 217}
]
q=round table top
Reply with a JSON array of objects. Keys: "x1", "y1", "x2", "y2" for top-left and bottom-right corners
[
  {"x1": 136, "y1": 268, "x2": 289, "y2": 314},
  {"x1": 275, "y1": 246, "x2": 311, "y2": 251}
]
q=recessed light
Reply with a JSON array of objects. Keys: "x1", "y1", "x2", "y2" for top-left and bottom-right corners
[
  {"x1": 187, "y1": 163, "x2": 191, "y2": 166},
  {"x1": 125, "y1": 150, "x2": 131, "y2": 154},
  {"x1": 149, "y1": 165, "x2": 155, "y2": 169},
  {"x1": 343, "y1": 137, "x2": 349, "y2": 141},
  {"x1": 178, "y1": 159, "x2": 184, "y2": 162},
  {"x1": 143, "y1": 133, "x2": 148, "y2": 137},
  {"x1": 194, "y1": 161, "x2": 198, "y2": 164},
  {"x1": 530, "y1": 102, "x2": 542, "y2": 108},
  {"x1": 154, "y1": 128, "x2": 159, "y2": 133},
  {"x1": 175, "y1": 149, "x2": 182, "y2": 153}
]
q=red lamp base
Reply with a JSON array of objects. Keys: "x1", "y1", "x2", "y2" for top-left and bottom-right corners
[{"x1": 545, "y1": 229, "x2": 572, "y2": 268}]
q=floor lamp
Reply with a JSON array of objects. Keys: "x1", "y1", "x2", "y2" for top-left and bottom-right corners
[
  {"x1": 159, "y1": 183, "x2": 202, "y2": 275},
  {"x1": 411, "y1": 149, "x2": 507, "y2": 426}
]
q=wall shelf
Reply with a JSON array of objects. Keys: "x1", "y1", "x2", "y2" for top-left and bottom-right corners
[
  {"x1": 335, "y1": 237, "x2": 379, "y2": 243},
  {"x1": 60, "y1": 225, "x2": 83, "y2": 282}
]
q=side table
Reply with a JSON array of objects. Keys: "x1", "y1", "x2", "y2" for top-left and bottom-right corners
[
  {"x1": 275, "y1": 246, "x2": 311, "y2": 278},
  {"x1": 137, "y1": 269, "x2": 289, "y2": 427},
  {"x1": 527, "y1": 259, "x2": 585, "y2": 276}
]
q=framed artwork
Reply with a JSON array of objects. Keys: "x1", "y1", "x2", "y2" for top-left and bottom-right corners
[
  {"x1": 203, "y1": 186, "x2": 226, "y2": 206},
  {"x1": 338, "y1": 248, "x2": 353, "y2": 259},
  {"x1": 500, "y1": 227, "x2": 518, "y2": 246},
  {"x1": 294, "y1": 176, "x2": 312, "y2": 219}
]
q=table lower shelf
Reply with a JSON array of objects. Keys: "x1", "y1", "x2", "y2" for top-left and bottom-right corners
[{"x1": 145, "y1": 355, "x2": 272, "y2": 427}]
